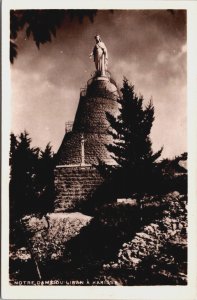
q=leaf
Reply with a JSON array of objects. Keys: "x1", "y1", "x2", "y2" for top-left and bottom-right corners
[{"x1": 10, "y1": 41, "x2": 17, "y2": 64}]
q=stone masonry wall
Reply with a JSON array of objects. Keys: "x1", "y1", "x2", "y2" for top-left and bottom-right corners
[
  {"x1": 54, "y1": 77, "x2": 119, "y2": 212},
  {"x1": 54, "y1": 166, "x2": 104, "y2": 212},
  {"x1": 57, "y1": 91, "x2": 119, "y2": 166},
  {"x1": 57, "y1": 132, "x2": 115, "y2": 165},
  {"x1": 73, "y1": 96, "x2": 119, "y2": 133}
]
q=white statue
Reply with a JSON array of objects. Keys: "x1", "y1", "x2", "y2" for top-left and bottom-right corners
[{"x1": 89, "y1": 35, "x2": 108, "y2": 76}]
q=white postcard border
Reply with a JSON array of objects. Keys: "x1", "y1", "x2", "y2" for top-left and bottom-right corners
[{"x1": 1, "y1": 1, "x2": 197, "y2": 299}]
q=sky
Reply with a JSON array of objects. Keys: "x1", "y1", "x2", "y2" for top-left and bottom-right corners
[{"x1": 11, "y1": 10, "x2": 187, "y2": 159}]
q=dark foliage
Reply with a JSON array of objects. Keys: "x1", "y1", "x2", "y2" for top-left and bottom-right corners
[
  {"x1": 10, "y1": 9, "x2": 97, "y2": 63},
  {"x1": 97, "y1": 79, "x2": 188, "y2": 200},
  {"x1": 126, "y1": 242, "x2": 187, "y2": 285},
  {"x1": 98, "y1": 79, "x2": 163, "y2": 200},
  {"x1": 36, "y1": 143, "x2": 56, "y2": 214},
  {"x1": 9, "y1": 131, "x2": 55, "y2": 222},
  {"x1": 9, "y1": 219, "x2": 42, "y2": 282},
  {"x1": 156, "y1": 153, "x2": 187, "y2": 194},
  {"x1": 10, "y1": 131, "x2": 40, "y2": 219},
  {"x1": 74, "y1": 175, "x2": 117, "y2": 215},
  {"x1": 106, "y1": 79, "x2": 163, "y2": 166},
  {"x1": 62, "y1": 201, "x2": 166, "y2": 282},
  {"x1": 10, "y1": 41, "x2": 17, "y2": 63}
]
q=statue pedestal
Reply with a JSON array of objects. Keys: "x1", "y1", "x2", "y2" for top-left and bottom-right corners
[{"x1": 96, "y1": 76, "x2": 109, "y2": 81}]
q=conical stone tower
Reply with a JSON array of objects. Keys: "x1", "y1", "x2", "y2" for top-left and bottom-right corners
[{"x1": 54, "y1": 36, "x2": 119, "y2": 211}]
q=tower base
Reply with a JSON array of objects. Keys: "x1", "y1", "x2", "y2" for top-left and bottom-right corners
[{"x1": 54, "y1": 165, "x2": 104, "y2": 212}]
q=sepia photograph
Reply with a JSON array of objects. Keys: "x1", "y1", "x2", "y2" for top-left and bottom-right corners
[{"x1": 1, "y1": 1, "x2": 197, "y2": 299}]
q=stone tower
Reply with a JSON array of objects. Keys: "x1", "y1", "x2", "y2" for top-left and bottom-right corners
[{"x1": 54, "y1": 36, "x2": 119, "y2": 211}]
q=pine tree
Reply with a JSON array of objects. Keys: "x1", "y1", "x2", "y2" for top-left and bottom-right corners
[
  {"x1": 9, "y1": 131, "x2": 40, "y2": 218},
  {"x1": 103, "y1": 79, "x2": 163, "y2": 197},
  {"x1": 9, "y1": 133, "x2": 19, "y2": 221},
  {"x1": 10, "y1": 131, "x2": 56, "y2": 218},
  {"x1": 10, "y1": 133, "x2": 18, "y2": 161},
  {"x1": 36, "y1": 143, "x2": 55, "y2": 213}
]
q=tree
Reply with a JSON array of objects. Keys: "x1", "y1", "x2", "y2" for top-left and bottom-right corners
[
  {"x1": 9, "y1": 133, "x2": 18, "y2": 169},
  {"x1": 101, "y1": 79, "x2": 163, "y2": 197},
  {"x1": 9, "y1": 131, "x2": 56, "y2": 219},
  {"x1": 156, "y1": 152, "x2": 187, "y2": 194},
  {"x1": 36, "y1": 143, "x2": 55, "y2": 214},
  {"x1": 9, "y1": 131, "x2": 40, "y2": 218},
  {"x1": 10, "y1": 9, "x2": 97, "y2": 63}
]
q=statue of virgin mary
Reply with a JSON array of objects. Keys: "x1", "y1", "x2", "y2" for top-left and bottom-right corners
[{"x1": 90, "y1": 35, "x2": 108, "y2": 76}]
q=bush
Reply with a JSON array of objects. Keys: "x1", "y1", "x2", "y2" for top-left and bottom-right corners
[{"x1": 102, "y1": 192, "x2": 187, "y2": 285}]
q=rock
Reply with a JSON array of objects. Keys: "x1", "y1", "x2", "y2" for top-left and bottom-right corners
[
  {"x1": 136, "y1": 232, "x2": 154, "y2": 240},
  {"x1": 130, "y1": 257, "x2": 141, "y2": 266},
  {"x1": 172, "y1": 191, "x2": 180, "y2": 198},
  {"x1": 15, "y1": 247, "x2": 31, "y2": 261},
  {"x1": 21, "y1": 212, "x2": 92, "y2": 262},
  {"x1": 117, "y1": 198, "x2": 137, "y2": 206}
]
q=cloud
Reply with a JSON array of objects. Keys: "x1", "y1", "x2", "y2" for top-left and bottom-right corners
[
  {"x1": 11, "y1": 10, "x2": 186, "y2": 158},
  {"x1": 181, "y1": 43, "x2": 187, "y2": 54}
]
